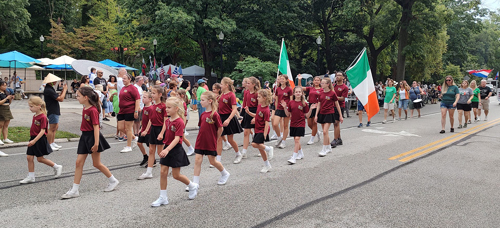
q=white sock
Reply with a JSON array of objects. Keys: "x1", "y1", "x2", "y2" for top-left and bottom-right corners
[
  {"x1": 241, "y1": 149, "x2": 247, "y2": 154},
  {"x1": 264, "y1": 160, "x2": 271, "y2": 166},
  {"x1": 223, "y1": 141, "x2": 228, "y2": 147},
  {"x1": 236, "y1": 151, "x2": 242, "y2": 156},
  {"x1": 310, "y1": 135, "x2": 315, "y2": 141},
  {"x1": 160, "y1": 190, "x2": 167, "y2": 198},
  {"x1": 188, "y1": 181, "x2": 196, "y2": 188},
  {"x1": 292, "y1": 153, "x2": 298, "y2": 158},
  {"x1": 146, "y1": 167, "x2": 153, "y2": 174},
  {"x1": 189, "y1": 145, "x2": 194, "y2": 150},
  {"x1": 52, "y1": 164, "x2": 59, "y2": 168},
  {"x1": 71, "y1": 183, "x2": 80, "y2": 192},
  {"x1": 221, "y1": 168, "x2": 229, "y2": 176},
  {"x1": 193, "y1": 176, "x2": 200, "y2": 184},
  {"x1": 216, "y1": 155, "x2": 221, "y2": 162},
  {"x1": 264, "y1": 146, "x2": 271, "y2": 152},
  {"x1": 108, "y1": 175, "x2": 118, "y2": 183},
  {"x1": 28, "y1": 172, "x2": 35, "y2": 178},
  {"x1": 278, "y1": 136, "x2": 282, "y2": 141}
]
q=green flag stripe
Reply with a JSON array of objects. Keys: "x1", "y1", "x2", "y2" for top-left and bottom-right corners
[
  {"x1": 278, "y1": 40, "x2": 288, "y2": 75},
  {"x1": 347, "y1": 50, "x2": 370, "y2": 89}
]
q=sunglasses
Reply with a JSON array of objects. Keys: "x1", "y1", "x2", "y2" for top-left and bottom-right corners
[{"x1": 446, "y1": 80, "x2": 452, "y2": 82}]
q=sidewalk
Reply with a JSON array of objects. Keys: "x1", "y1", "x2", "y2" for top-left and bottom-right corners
[{"x1": 5, "y1": 98, "x2": 200, "y2": 148}]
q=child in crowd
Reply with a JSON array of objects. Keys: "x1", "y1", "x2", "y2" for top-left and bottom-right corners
[
  {"x1": 212, "y1": 83, "x2": 231, "y2": 151},
  {"x1": 281, "y1": 87, "x2": 314, "y2": 164},
  {"x1": 151, "y1": 97, "x2": 198, "y2": 207},
  {"x1": 217, "y1": 77, "x2": 243, "y2": 164},
  {"x1": 272, "y1": 75, "x2": 292, "y2": 149},
  {"x1": 248, "y1": 89, "x2": 274, "y2": 173},
  {"x1": 315, "y1": 78, "x2": 343, "y2": 156},
  {"x1": 61, "y1": 87, "x2": 118, "y2": 199},
  {"x1": 177, "y1": 89, "x2": 195, "y2": 155},
  {"x1": 240, "y1": 77, "x2": 260, "y2": 160},
  {"x1": 138, "y1": 92, "x2": 152, "y2": 167},
  {"x1": 20, "y1": 97, "x2": 63, "y2": 184}
]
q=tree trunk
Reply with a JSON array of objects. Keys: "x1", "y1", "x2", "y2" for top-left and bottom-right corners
[
  {"x1": 198, "y1": 40, "x2": 214, "y2": 85},
  {"x1": 395, "y1": 0, "x2": 414, "y2": 82}
]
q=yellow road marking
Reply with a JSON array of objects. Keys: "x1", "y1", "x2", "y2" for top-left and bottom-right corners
[{"x1": 389, "y1": 118, "x2": 500, "y2": 162}]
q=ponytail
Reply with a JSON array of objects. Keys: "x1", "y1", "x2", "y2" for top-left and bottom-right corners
[
  {"x1": 79, "y1": 86, "x2": 101, "y2": 113},
  {"x1": 221, "y1": 77, "x2": 235, "y2": 93}
]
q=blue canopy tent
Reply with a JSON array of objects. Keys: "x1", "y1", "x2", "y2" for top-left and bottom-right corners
[
  {"x1": 0, "y1": 51, "x2": 40, "y2": 90},
  {"x1": 99, "y1": 59, "x2": 138, "y2": 71},
  {"x1": 45, "y1": 64, "x2": 73, "y2": 81}
]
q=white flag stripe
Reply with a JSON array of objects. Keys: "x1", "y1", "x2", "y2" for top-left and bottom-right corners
[{"x1": 352, "y1": 70, "x2": 375, "y2": 105}]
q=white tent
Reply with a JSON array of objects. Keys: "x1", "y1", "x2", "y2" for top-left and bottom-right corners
[
  {"x1": 52, "y1": 55, "x2": 76, "y2": 65},
  {"x1": 183, "y1": 65, "x2": 216, "y2": 77}
]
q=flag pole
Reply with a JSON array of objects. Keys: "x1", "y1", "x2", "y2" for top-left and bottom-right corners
[
  {"x1": 277, "y1": 38, "x2": 284, "y2": 77},
  {"x1": 346, "y1": 47, "x2": 366, "y2": 72}
]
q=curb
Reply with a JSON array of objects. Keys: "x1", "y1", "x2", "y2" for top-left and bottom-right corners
[{"x1": 0, "y1": 129, "x2": 199, "y2": 149}]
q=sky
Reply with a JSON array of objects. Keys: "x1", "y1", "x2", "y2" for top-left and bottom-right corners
[{"x1": 481, "y1": 0, "x2": 500, "y2": 12}]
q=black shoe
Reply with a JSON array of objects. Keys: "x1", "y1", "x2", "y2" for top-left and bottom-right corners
[
  {"x1": 440, "y1": 130, "x2": 445, "y2": 134},
  {"x1": 103, "y1": 117, "x2": 110, "y2": 121},
  {"x1": 140, "y1": 156, "x2": 148, "y2": 166},
  {"x1": 450, "y1": 128, "x2": 454, "y2": 133},
  {"x1": 336, "y1": 138, "x2": 343, "y2": 145},
  {"x1": 330, "y1": 139, "x2": 337, "y2": 148}
]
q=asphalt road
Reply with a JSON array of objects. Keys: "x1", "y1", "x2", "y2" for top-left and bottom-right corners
[{"x1": 1, "y1": 99, "x2": 500, "y2": 228}]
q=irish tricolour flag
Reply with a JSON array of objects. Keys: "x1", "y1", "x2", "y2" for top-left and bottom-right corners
[
  {"x1": 346, "y1": 48, "x2": 379, "y2": 120},
  {"x1": 278, "y1": 38, "x2": 295, "y2": 88}
]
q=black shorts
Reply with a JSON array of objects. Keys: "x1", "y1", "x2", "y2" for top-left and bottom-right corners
[
  {"x1": 159, "y1": 144, "x2": 190, "y2": 168},
  {"x1": 77, "y1": 131, "x2": 110, "y2": 154},
  {"x1": 290, "y1": 127, "x2": 305, "y2": 137},
  {"x1": 333, "y1": 111, "x2": 341, "y2": 122},
  {"x1": 317, "y1": 113, "x2": 335, "y2": 124},
  {"x1": 471, "y1": 102, "x2": 479, "y2": 109},
  {"x1": 26, "y1": 135, "x2": 52, "y2": 157},
  {"x1": 117, "y1": 113, "x2": 136, "y2": 121},
  {"x1": 309, "y1": 103, "x2": 317, "y2": 119},
  {"x1": 274, "y1": 109, "x2": 287, "y2": 118},
  {"x1": 269, "y1": 103, "x2": 276, "y2": 111},
  {"x1": 252, "y1": 133, "x2": 266, "y2": 144},
  {"x1": 220, "y1": 114, "x2": 243, "y2": 136},
  {"x1": 195, "y1": 149, "x2": 217, "y2": 156},
  {"x1": 138, "y1": 133, "x2": 150, "y2": 146},
  {"x1": 457, "y1": 103, "x2": 472, "y2": 111},
  {"x1": 149, "y1": 125, "x2": 164, "y2": 145},
  {"x1": 241, "y1": 107, "x2": 257, "y2": 129}
]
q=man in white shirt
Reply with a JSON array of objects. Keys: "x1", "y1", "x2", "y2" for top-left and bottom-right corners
[{"x1": 89, "y1": 68, "x2": 97, "y2": 85}]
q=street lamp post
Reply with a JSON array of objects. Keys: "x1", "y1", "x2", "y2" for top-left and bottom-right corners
[
  {"x1": 219, "y1": 31, "x2": 224, "y2": 83},
  {"x1": 316, "y1": 36, "x2": 322, "y2": 75},
  {"x1": 153, "y1": 39, "x2": 157, "y2": 81},
  {"x1": 39, "y1": 35, "x2": 45, "y2": 58}
]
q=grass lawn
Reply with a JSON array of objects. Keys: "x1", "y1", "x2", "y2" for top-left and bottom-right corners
[{"x1": 6, "y1": 127, "x2": 79, "y2": 143}]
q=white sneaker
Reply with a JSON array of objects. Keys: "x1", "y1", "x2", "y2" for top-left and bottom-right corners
[
  {"x1": 242, "y1": 152, "x2": 247, "y2": 159},
  {"x1": 484, "y1": 116, "x2": 488, "y2": 121},
  {"x1": 324, "y1": 147, "x2": 332, "y2": 154},
  {"x1": 61, "y1": 190, "x2": 80, "y2": 199},
  {"x1": 222, "y1": 143, "x2": 231, "y2": 151},
  {"x1": 131, "y1": 141, "x2": 137, "y2": 149},
  {"x1": 3, "y1": 138, "x2": 13, "y2": 144},
  {"x1": 134, "y1": 136, "x2": 139, "y2": 142},
  {"x1": 288, "y1": 156, "x2": 296, "y2": 164},
  {"x1": 54, "y1": 165, "x2": 63, "y2": 178},
  {"x1": 50, "y1": 144, "x2": 60, "y2": 151},
  {"x1": 104, "y1": 180, "x2": 119, "y2": 192},
  {"x1": 188, "y1": 183, "x2": 199, "y2": 200},
  {"x1": 270, "y1": 134, "x2": 278, "y2": 140},
  {"x1": 267, "y1": 146, "x2": 274, "y2": 160},
  {"x1": 316, "y1": 133, "x2": 321, "y2": 142},
  {"x1": 151, "y1": 196, "x2": 169, "y2": 207},
  {"x1": 297, "y1": 151, "x2": 304, "y2": 160},
  {"x1": 120, "y1": 146, "x2": 133, "y2": 153},
  {"x1": 209, "y1": 164, "x2": 215, "y2": 168},
  {"x1": 218, "y1": 173, "x2": 230, "y2": 185},
  {"x1": 477, "y1": 117, "x2": 481, "y2": 121},
  {"x1": 52, "y1": 143, "x2": 62, "y2": 148},
  {"x1": 278, "y1": 142, "x2": 286, "y2": 149},
  {"x1": 185, "y1": 131, "x2": 189, "y2": 136},
  {"x1": 0, "y1": 139, "x2": 5, "y2": 145},
  {"x1": 186, "y1": 146, "x2": 195, "y2": 156},
  {"x1": 233, "y1": 154, "x2": 243, "y2": 164},
  {"x1": 319, "y1": 149, "x2": 327, "y2": 157},
  {"x1": 307, "y1": 137, "x2": 315, "y2": 145},
  {"x1": 260, "y1": 164, "x2": 272, "y2": 173},
  {"x1": 20, "y1": 176, "x2": 35, "y2": 184},
  {"x1": 137, "y1": 172, "x2": 153, "y2": 180},
  {"x1": 0, "y1": 151, "x2": 8, "y2": 157},
  {"x1": 255, "y1": 153, "x2": 262, "y2": 157},
  {"x1": 275, "y1": 137, "x2": 282, "y2": 146}
]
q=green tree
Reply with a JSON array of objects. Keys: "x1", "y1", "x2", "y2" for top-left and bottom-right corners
[{"x1": 229, "y1": 56, "x2": 276, "y2": 84}]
